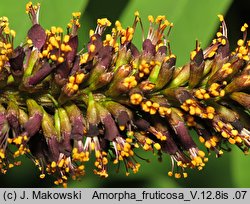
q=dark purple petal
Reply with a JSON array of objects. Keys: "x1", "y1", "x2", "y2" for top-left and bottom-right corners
[
  {"x1": 71, "y1": 116, "x2": 85, "y2": 140},
  {"x1": 161, "y1": 135, "x2": 179, "y2": 155},
  {"x1": 87, "y1": 123, "x2": 99, "y2": 137},
  {"x1": 27, "y1": 24, "x2": 46, "y2": 50},
  {"x1": 24, "y1": 112, "x2": 43, "y2": 137},
  {"x1": 173, "y1": 121, "x2": 196, "y2": 150},
  {"x1": 143, "y1": 39, "x2": 156, "y2": 55},
  {"x1": 129, "y1": 42, "x2": 140, "y2": 58},
  {"x1": 59, "y1": 132, "x2": 72, "y2": 157},
  {"x1": 97, "y1": 46, "x2": 113, "y2": 68},
  {"x1": 6, "y1": 113, "x2": 20, "y2": 136},
  {"x1": 28, "y1": 133, "x2": 50, "y2": 161},
  {"x1": 217, "y1": 37, "x2": 230, "y2": 59},
  {"x1": 117, "y1": 111, "x2": 130, "y2": 127},
  {"x1": 27, "y1": 61, "x2": 53, "y2": 86},
  {"x1": 103, "y1": 115, "x2": 120, "y2": 141},
  {"x1": 9, "y1": 46, "x2": 25, "y2": 76},
  {"x1": 193, "y1": 49, "x2": 204, "y2": 66},
  {"x1": 47, "y1": 136, "x2": 60, "y2": 161},
  {"x1": 134, "y1": 118, "x2": 150, "y2": 130},
  {"x1": 157, "y1": 45, "x2": 167, "y2": 55},
  {"x1": 70, "y1": 55, "x2": 80, "y2": 75}
]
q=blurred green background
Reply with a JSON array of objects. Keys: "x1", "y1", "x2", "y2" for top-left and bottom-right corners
[{"x1": 0, "y1": 0, "x2": 250, "y2": 188}]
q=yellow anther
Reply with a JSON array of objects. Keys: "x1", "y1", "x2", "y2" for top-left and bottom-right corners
[
  {"x1": 119, "y1": 125, "x2": 125, "y2": 131},
  {"x1": 199, "y1": 136, "x2": 205, "y2": 143},
  {"x1": 57, "y1": 56, "x2": 64, "y2": 63},
  {"x1": 216, "y1": 32, "x2": 223, "y2": 37},
  {"x1": 89, "y1": 29, "x2": 94, "y2": 37},
  {"x1": 50, "y1": 54, "x2": 57, "y2": 61},
  {"x1": 217, "y1": 14, "x2": 224, "y2": 22},
  {"x1": 69, "y1": 76, "x2": 75, "y2": 83},
  {"x1": 175, "y1": 173, "x2": 181, "y2": 179},
  {"x1": 58, "y1": 159, "x2": 65, "y2": 168},
  {"x1": 221, "y1": 131, "x2": 229, "y2": 138},
  {"x1": 89, "y1": 44, "x2": 96, "y2": 52},
  {"x1": 143, "y1": 143, "x2": 150, "y2": 151},
  {"x1": 91, "y1": 142, "x2": 95, "y2": 151},
  {"x1": 190, "y1": 50, "x2": 197, "y2": 60},
  {"x1": 168, "y1": 171, "x2": 173, "y2": 177},
  {"x1": 231, "y1": 129, "x2": 238, "y2": 136},
  {"x1": 51, "y1": 161, "x2": 57, "y2": 168},
  {"x1": 134, "y1": 11, "x2": 140, "y2": 16},
  {"x1": 102, "y1": 157, "x2": 108, "y2": 165},
  {"x1": 72, "y1": 12, "x2": 81, "y2": 18},
  {"x1": 63, "y1": 35, "x2": 70, "y2": 43},
  {"x1": 198, "y1": 150, "x2": 205, "y2": 157},
  {"x1": 219, "y1": 90, "x2": 225, "y2": 97},
  {"x1": 72, "y1": 84, "x2": 78, "y2": 91},
  {"x1": 221, "y1": 39, "x2": 226, "y2": 45},
  {"x1": 27, "y1": 39, "x2": 33, "y2": 45},
  {"x1": 130, "y1": 93, "x2": 143, "y2": 105},
  {"x1": 75, "y1": 73, "x2": 85, "y2": 84},
  {"x1": 154, "y1": 143, "x2": 161, "y2": 150},
  {"x1": 148, "y1": 15, "x2": 154, "y2": 23},
  {"x1": 207, "y1": 113, "x2": 214, "y2": 119},
  {"x1": 97, "y1": 18, "x2": 111, "y2": 27},
  {"x1": 228, "y1": 138, "x2": 236, "y2": 144},
  {"x1": 144, "y1": 138, "x2": 151, "y2": 145}
]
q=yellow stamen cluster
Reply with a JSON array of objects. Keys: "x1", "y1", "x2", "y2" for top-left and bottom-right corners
[
  {"x1": 7, "y1": 136, "x2": 30, "y2": 157},
  {"x1": 65, "y1": 73, "x2": 85, "y2": 95},
  {"x1": 40, "y1": 27, "x2": 72, "y2": 63},
  {"x1": 80, "y1": 53, "x2": 89, "y2": 64},
  {"x1": 214, "y1": 120, "x2": 243, "y2": 145},
  {"x1": 241, "y1": 23, "x2": 248, "y2": 32},
  {"x1": 181, "y1": 99, "x2": 215, "y2": 119},
  {"x1": 218, "y1": 62, "x2": 234, "y2": 77},
  {"x1": 113, "y1": 141, "x2": 134, "y2": 163},
  {"x1": 130, "y1": 93, "x2": 143, "y2": 105},
  {"x1": 140, "y1": 81, "x2": 155, "y2": 91},
  {"x1": 189, "y1": 148, "x2": 207, "y2": 170},
  {"x1": 0, "y1": 16, "x2": 15, "y2": 70},
  {"x1": 97, "y1": 18, "x2": 111, "y2": 27},
  {"x1": 25, "y1": 1, "x2": 40, "y2": 14},
  {"x1": 120, "y1": 27, "x2": 134, "y2": 45},
  {"x1": 112, "y1": 139, "x2": 140, "y2": 175},
  {"x1": 148, "y1": 126, "x2": 167, "y2": 141},
  {"x1": 158, "y1": 106, "x2": 172, "y2": 117},
  {"x1": 0, "y1": 149, "x2": 21, "y2": 174},
  {"x1": 208, "y1": 82, "x2": 226, "y2": 97},
  {"x1": 72, "y1": 148, "x2": 90, "y2": 162},
  {"x1": 135, "y1": 133, "x2": 161, "y2": 151},
  {"x1": 103, "y1": 34, "x2": 118, "y2": 50},
  {"x1": 194, "y1": 88, "x2": 211, "y2": 100},
  {"x1": 138, "y1": 60, "x2": 154, "y2": 77},
  {"x1": 122, "y1": 76, "x2": 137, "y2": 89},
  {"x1": 141, "y1": 100, "x2": 159, "y2": 115},
  {"x1": 93, "y1": 150, "x2": 108, "y2": 178},
  {"x1": 48, "y1": 156, "x2": 85, "y2": 187},
  {"x1": 67, "y1": 12, "x2": 81, "y2": 30},
  {"x1": 235, "y1": 38, "x2": 249, "y2": 61}
]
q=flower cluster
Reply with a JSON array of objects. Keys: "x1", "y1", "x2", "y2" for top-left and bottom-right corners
[{"x1": 0, "y1": 3, "x2": 250, "y2": 187}]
